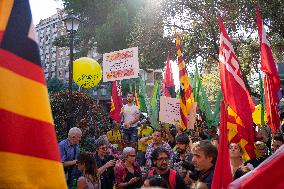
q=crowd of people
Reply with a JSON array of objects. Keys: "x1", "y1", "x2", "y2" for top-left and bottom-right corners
[{"x1": 58, "y1": 92, "x2": 284, "y2": 189}]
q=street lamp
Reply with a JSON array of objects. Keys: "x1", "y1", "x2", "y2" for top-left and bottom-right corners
[
  {"x1": 63, "y1": 13, "x2": 80, "y2": 129},
  {"x1": 63, "y1": 13, "x2": 80, "y2": 94}
]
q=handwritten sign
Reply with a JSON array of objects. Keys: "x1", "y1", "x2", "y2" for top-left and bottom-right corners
[
  {"x1": 103, "y1": 47, "x2": 139, "y2": 82},
  {"x1": 159, "y1": 96, "x2": 180, "y2": 124},
  {"x1": 159, "y1": 96, "x2": 197, "y2": 130}
]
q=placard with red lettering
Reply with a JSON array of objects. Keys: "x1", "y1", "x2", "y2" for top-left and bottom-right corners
[{"x1": 103, "y1": 47, "x2": 139, "y2": 82}]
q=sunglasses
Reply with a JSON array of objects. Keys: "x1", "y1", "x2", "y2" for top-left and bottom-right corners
[{"x1": 128, "y1": 154, "x2": 136, "y2": 157}]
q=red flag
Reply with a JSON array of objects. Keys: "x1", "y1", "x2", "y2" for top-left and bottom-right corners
[
  {"x1": 228, "y1": 145, "x2": 284, "y2": 188},
  {"x1": 212, "y1": 100, "x2": 232, "y2": 189},
  {"x1": 256, "y1": 6, "x2": 281, "y2": 134},
  {"x1": 162, "y1": 52, "x2": 175, "y2": 97},
  {"x1": 218, "y1": 16, "x2": 255, "y2": 159},
  {"x1": 110, "y1": 81, "x2": 123, "y2": 123}
]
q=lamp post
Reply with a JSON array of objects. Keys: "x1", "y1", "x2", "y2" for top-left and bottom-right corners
[
  {"x1": 63, "y1": 13, "x2": 80, "y2": 129},
  {"x1": 63, "y1": 13, "x2": 80, "y2": 95}
]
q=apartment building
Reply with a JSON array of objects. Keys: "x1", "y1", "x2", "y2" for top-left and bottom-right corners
[{"x1": 35, "y1": 8, "x2": 71, "y2": 81}]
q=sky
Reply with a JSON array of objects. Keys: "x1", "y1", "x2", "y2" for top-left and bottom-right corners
[
  {"x1": 30, "y1": 0, "x2": 63, "y2": 25},
  {"x1": 28, "y1": 0, "x2": 180, "y2": 87}
]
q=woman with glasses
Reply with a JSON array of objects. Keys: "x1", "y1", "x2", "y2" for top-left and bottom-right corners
[
  {"x1": 114, "y1": 147, "x2": 142, "y2": 189},
  {"x1": 94, "y1": 138, "x2": 117, "y2": 189},
  {"x1": 76, "y1": 152, "x2": 100, "y2": 189}
]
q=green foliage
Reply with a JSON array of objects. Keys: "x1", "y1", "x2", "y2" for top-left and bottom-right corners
[
  {"x1": 95, "y1": 2, "x2": 129, "y2": 53},
  {"x1": 50, "y1": 91, "x2": 111, "y2": 151},
  {"x1": 52, "y1": 35, "x2": 69, "y2": 47},
  {"x1": 47, "y1": 78, "x2": 66, "y2": 93}
]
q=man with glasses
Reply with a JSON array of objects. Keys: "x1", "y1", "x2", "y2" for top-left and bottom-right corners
[
  {"x1": 148, "y1": 147, "x2": 186, "y2": 189},
  {"x1": 59, "y1": 127, "x2": 82, "y2": 188},
  {"x1": 94, "y1": 138, "x2": 117, "y2": 189}
]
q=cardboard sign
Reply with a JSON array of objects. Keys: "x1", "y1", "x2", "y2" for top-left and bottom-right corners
[
  {"x1": 159, "y1": 96, "x2": 180, "y2": 124},
  {"x1": 159, "y1": 96, "x2": 197, "y2": 130},
  {"x1": 103, "y1": 47, "x2": 139, "y2": 82}
]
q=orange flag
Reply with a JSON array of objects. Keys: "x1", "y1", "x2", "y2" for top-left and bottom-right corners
[{"x1": 0, "y1": 0, "x2": 67, "y2": 188}]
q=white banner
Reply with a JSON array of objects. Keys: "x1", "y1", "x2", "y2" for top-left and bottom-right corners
[
  {"x1": 159, "y1": 96, "x2": 180, "y2": 124},
  {"x1": 103, "y1": 47, "x2": 139, "y2": 82}
]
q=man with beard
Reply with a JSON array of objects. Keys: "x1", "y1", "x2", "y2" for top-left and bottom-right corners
[
  {"x1": 191, "y1": 140, "x2": 218, "y2": 189},
  {"x1": 148, "y1": 147, "x2": 187, "y2": 189},
  {"x1": 171, "y1": 133, "x2": 194, "y2": 186},
  {"x1": 120, "y1": 92, "x2": 140, "y2": 149}
]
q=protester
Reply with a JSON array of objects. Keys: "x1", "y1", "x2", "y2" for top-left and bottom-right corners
[
  {"x1": 120, "y1": 92, "x2": 140, "y2": 149},
  {"x1": 59, "y1": 127, "x2": 82, "y2": 188},
  {"x1": 245, "y1": 141, "x2": 269, "y2": 169},
  {"x1": 76, "y1": 152, "x2": 100, "y2": 189},
  {"x1": 191, "y1": 140, "x2": 218, "y2": 189},
  {"x1": 161, "y1": 124, "x2": 176, "y2": 148},
  {"x1": 106, "y1": 120, "x2": 123, "y2": 151},
  {"x1": 94, "y1": 138, "x2": 117, "y2": 189},
  {"x1": 190, "y1": 181, "x2": 209, "y2": 189},
  {"x1": 137, "y1": 119, "x2": 153, "y2": 166},
  {"x1": 97, "y1": 135, "x2": 120, "y2": 157},
  {"x1": 145, "y1": 130, "x2": 173, "y2": 168},
  {"x1": 271, "y1": 133, "x2": 284, "y2": 153},
  {"x1": 142, "y1": 175, "x2": 170, "y2": 189},
  {"x1": 114, "y1": 147, "x2": 142, "y2": 189},
  {"x1": 148, "y1": 147, "x2": 187, "y2": 189},
  {"x1": 229, "y1": 143, "x2": 244, "y2": 176},
  {"x1": 233, "y1": 166, "x2": 251, "y2": 180},
  {"x1": 171, "y1": 133, "x2": 193, "y2": 178}
]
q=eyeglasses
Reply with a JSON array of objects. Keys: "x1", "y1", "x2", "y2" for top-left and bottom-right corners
[
  {"x1": 128, "y1": 154, "x2": 136, "y2": 157},
  {"x1": 156, "y1": 157, "x2": 169, "y2": 162},
  {"x1": 99, "y1": 146, "x2": 107, "y2": 150}
]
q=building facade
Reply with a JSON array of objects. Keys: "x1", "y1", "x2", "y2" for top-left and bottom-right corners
[{"x1": 36, "y1": 8, "x2": 70, "y2": 81}]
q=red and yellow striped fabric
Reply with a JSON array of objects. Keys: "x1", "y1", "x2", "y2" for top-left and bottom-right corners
[
  {"x1": 175, "y1": 34, "x2": 195, "y2": 130},
  {"x1": 0, "y1": 0, "x2": 67, "y2": 188},
  {"x1": 134, "y1": 86, "x2": 140, "y2": 109},
  {"x1": 227, "y1": 107, "x2": 255, "y2": 161}
]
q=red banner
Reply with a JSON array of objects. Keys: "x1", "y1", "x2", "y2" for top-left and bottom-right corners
[{"x1": 256, "y1": 6, "x2": 281, "y2": 134}]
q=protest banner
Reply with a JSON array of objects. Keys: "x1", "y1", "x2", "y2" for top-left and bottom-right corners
[
  {"x1": 159, "y1": 96, "x2": 180, "y2": 124},
  {"x1": 103, "y1": 47, "x2": 139, "y2": 82}
]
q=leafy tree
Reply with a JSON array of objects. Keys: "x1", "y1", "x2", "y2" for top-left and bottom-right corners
[
  {"x1": 50, "y1": 91, "x2": 111, "y2": 151},
  {"x1": 47, "y1": 77, "x2": 66, "y2": 93},
  {"x1": 61, "y1": 0, "x2": 143, "y2": 56},
  {"x1": 129, "y1": 0, "x2": 174, "y2": 69}
]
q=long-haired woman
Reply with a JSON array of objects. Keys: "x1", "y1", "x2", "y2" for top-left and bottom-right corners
[{"x1": 77, "y1": 152, "x2": 100, "y2": 189}]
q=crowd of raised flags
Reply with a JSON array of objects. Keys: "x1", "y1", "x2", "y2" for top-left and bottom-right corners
[{"x1": 1, "y1": 0, "x2": 284, "y2": 188}]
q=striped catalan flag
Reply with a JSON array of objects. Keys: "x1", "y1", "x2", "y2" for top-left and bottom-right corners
[
  {"x1": 175, "y1": 33, "x2": 195, "y2": 130},
  {"x1": 0, "y1": 0, "x2": 67, "y2": 188},
  {"x1": 134, "y1": 85, "x2": 140, "y2": 109}
]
